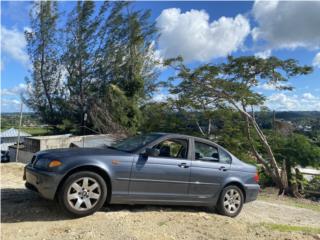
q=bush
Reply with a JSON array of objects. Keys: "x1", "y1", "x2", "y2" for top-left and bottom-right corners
[{"x1": 258, "y1": 166, "x2": 275, "y2": 187}]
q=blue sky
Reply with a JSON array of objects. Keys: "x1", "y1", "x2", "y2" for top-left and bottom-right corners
[{"x1": 1, "y1": 0, "x2": 320, "y2": 112}]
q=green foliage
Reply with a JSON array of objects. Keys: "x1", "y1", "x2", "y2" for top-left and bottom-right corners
[
  {"x1": 57, "y1": 119, "x2": 75, "y2": 133},
  {"x1": 273, "y1": 133, "x2": 320, "y2": 168},
  {"x1": 91, "y1": 2, "x2": 158, "y2": 132},
  {"x1": 166, "y1": 55, "x2": 313, "y2": 193},
  {"x1": 24, "y1": 1, "x2": 63, "y2": 125},
  {"x1": 258, "y1": 168, "x2": 275, "y2": 187},
  {"x1": 140, "y1": 103, "x2": 255, "y2": 163},
  {"x1": 62, "y1": 0, "x2": 98, "y2": 126},
  {"x1": 25, "y1": 1, "x2": 158, "y2": 134},
  {"x1": 306, "y1": 176, "x2": 320, "y2": 193},
  {"x1": 89, "y1": 84, "x2": 142, "y2": 135}
]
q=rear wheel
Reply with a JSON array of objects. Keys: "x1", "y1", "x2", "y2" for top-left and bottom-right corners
[
  {"x1": 217, "y1": 185, "x2": 244, "y2": 217},
  {"x1": 58, "y1": 171, "x2": 107, "y2": 217}
]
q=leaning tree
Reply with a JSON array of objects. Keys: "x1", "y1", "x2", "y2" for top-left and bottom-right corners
[{"x1": 168, "y1": 56, "x2": 312, "y2": 195}]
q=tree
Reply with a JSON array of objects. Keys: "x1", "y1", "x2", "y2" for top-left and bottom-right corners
[
  {"x1": 89, "y1": 84, "x2": 131, "y2": 134},
  {"x1": 273, "y1": 133, "x2": 320, "y2": 196},
  {"x1": 91, "y1": 2, "x2": 159, "y2": 133},
  {"x1": 168, "y1": 56, "x2": 313, "y2": 195},
  {"x1": 62, "y1": 1, "x2": 100, "y2": 129},
  {"x1": 168, "y1": 62, "x2": 223, "y2": 138},
  {"x1": 24, "y1": 1, "x2": 63, "y2": 125}
]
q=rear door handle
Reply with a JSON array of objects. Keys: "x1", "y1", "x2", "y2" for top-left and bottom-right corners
[
  {"x1": 178, "y1": 163, "x2": 189, "y2": 168},
  {"x1": 219, "y1": 166, "x2": 228, "y2": 171}
]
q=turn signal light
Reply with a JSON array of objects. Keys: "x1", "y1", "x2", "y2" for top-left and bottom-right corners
[{"x1": 48, "y1": 160, "x2": 62, "y2": 168}]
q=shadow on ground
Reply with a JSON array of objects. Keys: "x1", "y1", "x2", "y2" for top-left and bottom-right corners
[{"x1": 1, "y1": 188, "x2": 211, "y2": 223}]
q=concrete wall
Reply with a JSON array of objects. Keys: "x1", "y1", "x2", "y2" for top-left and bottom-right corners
[
  {"x1": 8, "y1": 147, "x2": 34, "y2": 164},
  {"x1": 8, "y1": 134, "x2": 123, "y2": 163},
  {"x1": 39, "y1": 136, "x2": 82, "y2": 151},
  {"x1": 24, "y1": 135, "x2": 82, "y2": 152}
]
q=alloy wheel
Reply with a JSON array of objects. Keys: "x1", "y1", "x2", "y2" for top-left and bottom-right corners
[
  {"x1": 67, "y1": 177, "x2": 101, "y2": 211},
  {"x1": 223, "y1": 188, "x2": 241, "y2": 214}
]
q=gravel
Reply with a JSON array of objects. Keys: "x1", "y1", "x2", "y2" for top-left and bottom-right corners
[{"x1": 1, "y1": 163, "x2": 319, "y2": 240}]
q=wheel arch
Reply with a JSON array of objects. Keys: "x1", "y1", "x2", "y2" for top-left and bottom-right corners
[
  {"x1": 55, "y1": 165, "x2": 112, "y2": 204},
  {"x1": 222, "y1": 181, "x2": 246, "y2": 202}
]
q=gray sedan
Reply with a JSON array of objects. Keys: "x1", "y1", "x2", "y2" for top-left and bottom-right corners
[{"x1": 24, "y1": 132, "x2": 259, "y2": 217}]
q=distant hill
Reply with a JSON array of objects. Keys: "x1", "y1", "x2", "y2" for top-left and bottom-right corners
[{"x1": 275, "y1": 111, "x2": 320, "y2": 120}]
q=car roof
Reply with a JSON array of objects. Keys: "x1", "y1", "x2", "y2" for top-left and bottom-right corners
[{"x1": 151, "y1": 132, "x2": 213, "y2": 143}]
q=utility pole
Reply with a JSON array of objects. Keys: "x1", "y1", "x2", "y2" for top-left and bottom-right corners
[
  {"x1": 15, "y1": 101, "x2": 23, "y2": 162},
  {"x1": 82, "y1": 113, "x2": 88, "y2": 148}
]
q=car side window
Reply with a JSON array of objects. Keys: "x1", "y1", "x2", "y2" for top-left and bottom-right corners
[
  {"x1": 152, "y1": 139, "x2": 188, "y2": 159},
  {"x1": 194, "y1": 141, "x2": 219, "y2": 162},
  {"x1": 219, "y1": 149, "x2": 232, "y2": 164}
]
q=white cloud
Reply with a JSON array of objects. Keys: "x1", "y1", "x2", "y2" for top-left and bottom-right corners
[
  {"x1": 313, "y1": 52, "x2": 320, "y2": 68},
  {"x1": 254, "y1": 49, "x2": 271, "y2": 59},
  {"x1": 1, "y1": 26, "x2": 29, "y2": 66},
  {"x1": 302, "y1": 92, "x2": 316, "y2": 100},
  {"x1": 256, "y1": 82, "x2": 291, "y2": 91},
  {"x1": 252, "y1": 0, "x2": 320, "y2": 50},
  {"x1": 1, "y1": 98, "x2": 22, "y2": 113},
  {"x1": 1, "y1": 98, "x2": 21, "y2": 106},
  {"x1": 156, "y1": 8, "x2": 250, "y2": 62},
  {"x1": 266, "y1": 92, "x2": 320, "y2": 111},
  {"x1": 1, "y1": 83, "x2": 28, "y2": 97},
  {"x1": 152, "y1": 93, "x2": 169, "y2": 102},
  {"x1": 151, "y1": 87, "x2": 178, "y2": 103},
  {"x1": 257, "y1": 83, "x2": 276, "y2": 91},
  {"x1": 1, "y1": 84, "x2": 31, "y2": 112}
]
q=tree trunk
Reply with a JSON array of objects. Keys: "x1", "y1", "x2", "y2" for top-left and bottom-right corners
[
  {"x1": 236, "y1": 103, "x2": 288, "y2": 194},
  {"x1": 196, "y1": 120, "x2": 205, "y2": 136},
  {"x1": 207, "y1": 118, "x2": 212, "y2": 135}
]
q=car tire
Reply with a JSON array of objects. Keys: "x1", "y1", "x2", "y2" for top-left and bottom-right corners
[
  {"x1": 58, "y1": 171, "x2": 108, "y2": 217},
  {"x1": 217, "y1": 185, "x2": 244, "y2": 217}
]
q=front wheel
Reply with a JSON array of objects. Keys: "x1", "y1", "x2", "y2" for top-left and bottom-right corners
[
  {"x1": 217, "y1": 185, "x2": 244, "y2": 217},
  {"x1": 58, "y1": 171, "x2": 107, "y2": 217}
]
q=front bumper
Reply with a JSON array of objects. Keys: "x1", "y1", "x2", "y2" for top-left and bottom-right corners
[
  {"x1": 244, "y1": 184, "x2": 260, "y2": 203},
  {"x1": 24, "y1": 164, "x2": 63, "y2": 200}
]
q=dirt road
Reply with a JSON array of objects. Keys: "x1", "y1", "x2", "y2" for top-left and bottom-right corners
[{"x1": 1, "y1": 163, "x2": 320, "y2": 240}]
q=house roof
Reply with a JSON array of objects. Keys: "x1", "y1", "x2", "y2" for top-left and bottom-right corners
[
  {"x1": 1, "y1": 143, "x2": 14, "y2": 151},
  {"x1": 0, "y1": 128, "x2": 31, "y2": 138}
]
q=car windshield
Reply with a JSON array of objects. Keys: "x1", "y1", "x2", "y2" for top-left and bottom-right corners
[{"x1": 111, "y1": 133, "x2": 161, "y2": 152}]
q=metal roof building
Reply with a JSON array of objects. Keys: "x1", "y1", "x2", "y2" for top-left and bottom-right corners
[{"x1": 0, "y1": 128, "x2": 31, "y2": 151}]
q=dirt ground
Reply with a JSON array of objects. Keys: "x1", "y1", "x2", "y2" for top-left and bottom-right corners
[{"x1": 1, "y1": 163, "x2": 320, "y2": 240}]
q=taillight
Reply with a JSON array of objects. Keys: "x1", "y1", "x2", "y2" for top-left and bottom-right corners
[{"x1": 254, "y1": 172, "x2": 259, "y2": 183}]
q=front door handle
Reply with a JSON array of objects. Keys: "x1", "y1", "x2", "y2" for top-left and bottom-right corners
[
  {"x1": 219, "y1": 166, "x2": 228, "y2": 171},
  {"x1": 178, "y1": 163, "x2": 189, "y2": 168}
]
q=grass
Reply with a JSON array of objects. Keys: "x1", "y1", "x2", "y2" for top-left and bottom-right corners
[
  {"x1": 20, "y1": 127, "x2": 52, "y2": 136},
  {"x1": 261, "y1": 223, "x2": 320, "y2": 235},
  {"x1": 258, "y1": 188, "x2": 320, "y2": 212}
]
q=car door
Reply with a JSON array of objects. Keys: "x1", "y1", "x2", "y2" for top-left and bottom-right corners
[
  {"x1": 129, "y1": 137, "x2": 192, "y2": 202},
  {"x1": 189, "y1": 140, "x2": 232, "y2": 200}
]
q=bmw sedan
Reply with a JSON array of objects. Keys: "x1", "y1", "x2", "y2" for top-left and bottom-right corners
[{"x1": 24, "y1": 132, "x2": 260, "y2": 217}]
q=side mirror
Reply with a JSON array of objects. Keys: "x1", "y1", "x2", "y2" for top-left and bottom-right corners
[{"x1": 144, "y1": 148, "x2": 160, "y2": 157}]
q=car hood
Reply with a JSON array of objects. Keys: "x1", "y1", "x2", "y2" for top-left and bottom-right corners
[{"x1": 35, "y1": 147, "x2": 132, "y2": 160}]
